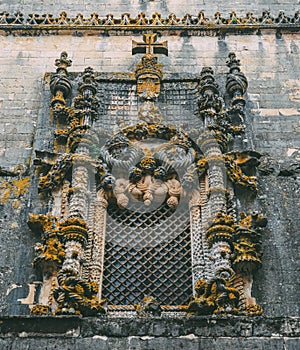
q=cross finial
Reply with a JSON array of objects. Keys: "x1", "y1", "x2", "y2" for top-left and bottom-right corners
[{"x1": 132, "y1": 34, "x2": 168, "y2": 56}]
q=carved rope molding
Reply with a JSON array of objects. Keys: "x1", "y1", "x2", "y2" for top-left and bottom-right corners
[{"x1": 0, "y1": 10, "x2": 299, "y2": 34}]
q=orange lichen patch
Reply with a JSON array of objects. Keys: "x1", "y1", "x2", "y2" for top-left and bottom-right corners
[
  {"x1": 28, "y1": 213, "x2": 59, "y2": 235},
  {"x1": 53, "y1": 273, "x2": 106, "y2": 316},
  {"x1": 35, "y1": 237, "x2": 65, "y2": 266},
  {"x1": 0, "y1": 176, "x2": 30, "y2": 205},
  {"x1": 244, "y1": 304, "x2": 263, "y2": 315},
  {"x1": 30, "y1": 304, "x2": 51, "y2": 315},
  {"x1": 11, "y1": 177, "x2": 30, "y2": 197},
  {"x1": 0, "y1": 182, "x2": 11, "y2": 204},
  {"x1": 176, "y1": 305, "x2": 188, "y2": 310},
  {"x1": 12, "y1": 200, "x2": 20, "y2": 209},
  {"x1": 134, "y1": 295, "x2": 162, "y2": 317}
]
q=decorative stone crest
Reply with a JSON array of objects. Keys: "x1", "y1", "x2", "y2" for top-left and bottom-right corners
[{"x1": 133, "y1": 34, "x2": 167, "y2": 123}]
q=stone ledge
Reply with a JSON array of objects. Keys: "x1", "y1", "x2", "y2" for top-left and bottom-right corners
[{"x1": 0, "y1": 316, "x2": 299, "y2": 338}]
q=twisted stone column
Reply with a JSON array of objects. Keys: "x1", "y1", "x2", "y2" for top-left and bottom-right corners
[
  {"x1": 189, "y1": 183, "x2": 213, "y2": 292},
  {"x1": 88, "y1": 189, "x2": 108, "y2": 300}
]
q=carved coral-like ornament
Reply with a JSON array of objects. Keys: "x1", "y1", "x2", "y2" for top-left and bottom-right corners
[
  {"x1": 205, "y1": 212, "x2": 235, "y2": 247},
  {"x1": 59, "y1": 217, "x2": 88, "y2": 245}
]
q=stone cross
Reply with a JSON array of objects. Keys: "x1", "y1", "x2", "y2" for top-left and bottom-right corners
[{"x1": 132, "y1": 33, "x2": 168, "y2": 56}]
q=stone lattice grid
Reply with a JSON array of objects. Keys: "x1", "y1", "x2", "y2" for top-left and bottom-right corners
[
  {"x1": 102, "y1": 201, "x2": 192, "y2": 306},
  {"x1": 95, "y1": 82, "x2": 139, "y2": 132},
  {"x1": 94, "y1": 80, "x2": 201, "y2": 133},
  {"x1": 158, "y1": 81, "x2": 200, "y2": 129}
]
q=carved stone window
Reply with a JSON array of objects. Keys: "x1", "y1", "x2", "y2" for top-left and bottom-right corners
[{"x1": 28, "y1": 36, "x2": 266, "y2": 317}]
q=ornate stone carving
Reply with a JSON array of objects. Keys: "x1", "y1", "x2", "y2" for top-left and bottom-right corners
[
  {"x1": 232, "y1": 212, "x2": 267, "y2": 315},
  {"x1": 53, "y1": 271, "x2": 106, "y2": 316},
  {"x1": 226, "y1": 52, "x2": 248, "y2": 126},
  {"x1": 133, "y1": 33, "x2": 168, "y2": 56},
  {"x1": 187, "y1": 277, "x2": 239, "y2": 316},
  {"x1": 28, "y1": 214, "x2": 64, "y2": 314},
  {"x1": 138, "y1": 100, "x2": 163, "y2": 124},
  {"x1": 224, "y1": 152, "x2": 260, "y2": 192},
  {"x1": 37, "y1": 154, "x2": 74, "y2": 196},
  {"x1": 27, "y1": 39, "x2": 267, "y2": 317},
  {"x1": 134, "y1": 296, "x2": 162, "y2": 317},
  {"x1": 28, "y1": 214, "x2": 65, "y2": 268},
  {"x1": 1, "y1": 10, "x2": 299, "y2": 31},
  {"x1": 50, "y1": 52, "x2": 72, "y2": 120},
  {"x1": 198, "y1": 67, "x2": 223, "y2": 119},
  {"x1": 133, "y1": 34, "x2": 167, "y2": 122},
  {"x1": 73, "y1": 67, "x2": 100, "y2": 127}
]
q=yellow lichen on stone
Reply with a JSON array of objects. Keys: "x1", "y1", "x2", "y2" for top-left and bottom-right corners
[
  {"x1": 12, "y1": 177, "x2": 30, "y2": 197},
  {"x1": 0, "y1": 181, "x2": 11, "y2": 204},
  {"x1": 0, "y1": 176, "x2": 30, "y2": 205}
]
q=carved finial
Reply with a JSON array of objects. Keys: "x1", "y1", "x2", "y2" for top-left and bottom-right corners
[
  {"x1": 54, "y1": 51, "x2": 72, "y2": 74},
  {"x1": 73, "y1": 67, "x2": 100, "y2": 126},
  {"x1": 79, "y1": 67, "x2": 97, "y2": 94},
  {"x1": 226, "y1": 52, "x2": 248, "y2": 97},
  {"x1": 50, "y1": 52, "x2": 72, "y2": 116},
  {"x1": 198, "y1": 67, "x2": 223, "y2": 116},
  {"x1": 226, "y1": 52, "x2": 241, "y2": 71}
]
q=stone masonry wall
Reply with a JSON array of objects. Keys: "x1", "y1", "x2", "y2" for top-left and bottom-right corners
[{"x1": 0, "y1": 1, "x2": 299, "y2": 349}]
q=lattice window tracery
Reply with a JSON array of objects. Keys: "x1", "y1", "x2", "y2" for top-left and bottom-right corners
[{"x1": 102, "y1": 201, "x2": 192, "y2": 305}]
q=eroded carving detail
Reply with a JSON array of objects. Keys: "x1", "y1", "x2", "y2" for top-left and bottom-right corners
[
  {"x1": 134, "y1": 296, "x2": 162, "y2": 317},
  {"x1": 232, "y1": 212, "x2": 267, "y2": 315},
  {"x1": 187, "y1": 277, "x2": 239, "y2": 315}
]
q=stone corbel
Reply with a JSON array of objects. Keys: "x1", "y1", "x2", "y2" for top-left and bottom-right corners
[
  {"x1": 38, "y1": 154, "x2": 74, "y2": 197},
  {"x1": 134, "y1": 296, "x2": 162, "y2": 317},
  {"x1": 28, "y1": 213, "x2": 64, "y2": 315},
  {"x1": 187, "y1": 277, "x2": 239, "y2": 316},
  {"x1": 232, "y1": 212, "x2": 267, "y2": 315},
  {"x1": 224, "y1": 151, "x2": 261, "y2": 192}
]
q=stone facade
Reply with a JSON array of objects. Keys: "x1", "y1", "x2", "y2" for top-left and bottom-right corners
[{"x1": 0, "y1": 1, "x2": 299, "y2": 349}]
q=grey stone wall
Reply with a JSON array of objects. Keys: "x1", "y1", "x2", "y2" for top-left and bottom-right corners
[
  {"x1": 0, "y1": 0, "x2": 299, "y2": 17},
  {"x1": 0, "y1": 0, "x2": 299, "y2": 348}
]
